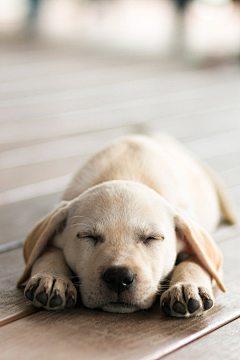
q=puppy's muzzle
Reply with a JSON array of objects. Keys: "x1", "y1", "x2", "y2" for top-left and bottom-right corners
[{"x1": 102, "y1": 266, "x2": 135, "y2": 293}]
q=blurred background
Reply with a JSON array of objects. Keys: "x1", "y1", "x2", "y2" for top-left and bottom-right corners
[
  {"x1": 0, "y1": 0, "x2": 240, "y2": 249},
  {"x1": 1, "y1": 0, "x2": 240, "y2": 57}
]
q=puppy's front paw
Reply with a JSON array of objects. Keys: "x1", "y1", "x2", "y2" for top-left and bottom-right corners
[
  {"x1": 24, "y1": 274, "x2": 77, "y2": 310},
  {"x1": 160, "y1": 283, "x2": 214, "y2": 318}
]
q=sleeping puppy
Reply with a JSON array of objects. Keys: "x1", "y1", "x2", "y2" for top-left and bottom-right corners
[{"x1": 17, "y1": 134, "x2": 236, "y2": 317}]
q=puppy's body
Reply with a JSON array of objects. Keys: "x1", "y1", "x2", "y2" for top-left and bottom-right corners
[
  {"x1": 63, "y1": 134, "x2": 221, "y2": 232},
  {"x1": 19, "y1": 134, "x2": 236, "y2": 317}
]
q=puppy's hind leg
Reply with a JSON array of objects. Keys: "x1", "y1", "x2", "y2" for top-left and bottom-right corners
[
  {"x1": 160, "y1": 256, "x2": 214, "y2": 318},
  {"x1": 24, "y1": 247, "x2": 77, "y2": 310}
]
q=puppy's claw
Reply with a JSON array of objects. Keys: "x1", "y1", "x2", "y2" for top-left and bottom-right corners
[{"x1": 201, "y1": 292, "x2": 209, "y2": 300}]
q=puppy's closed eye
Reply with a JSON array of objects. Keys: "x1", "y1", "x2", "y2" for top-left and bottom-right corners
[
  {"x1": 77, "y1": 233, "x2": 99, "y2": 246},
  {"x1": 143, "y1": 235, "x2": 165, "y2": 244}
]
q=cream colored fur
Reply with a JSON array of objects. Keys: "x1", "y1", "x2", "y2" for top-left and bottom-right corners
[{"x1": 18, "y1": 134, "x2": 236, "y2": 317}]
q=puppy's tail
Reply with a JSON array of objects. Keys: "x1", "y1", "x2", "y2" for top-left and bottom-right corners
[{"x1": 200, "y1": 162, "x2": 238, "y2": 225}]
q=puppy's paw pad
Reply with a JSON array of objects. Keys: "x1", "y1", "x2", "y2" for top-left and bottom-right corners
[
  {"x1": 172, "y1": 301, "x2": 186, "y2": 315},
  {"x1": 24, "y1": 275, "x2": 77, "y2": 310},
  {"x1": 25, "y1": 287, "x2": 35, "y2": 301},
  {"x1": 160, "y1": 283, "x2": 214, "y2": 318},
  {"x1": 199, "y1": 288, "x2": 214, "y2": 311},
  {"x1": 203, "y1": 298, "x2": 213, "y2": 310},
  {"x1": 188, "y1": 298, "x2": 200, "y2": 314},
  {"x1": 36, "y1": 291, "x2": 48, "y2": 306},
  {"x1": 49, "y1": 294, "x2": 63, "y2": 308},
  {"x1": 161, "y1": 293, "x2": 171, "y2": 315},
  {"x1": 66, "y1": 292, "x2": 76, "y2": 309}
]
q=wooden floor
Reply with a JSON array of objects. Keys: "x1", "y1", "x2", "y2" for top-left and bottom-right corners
[{"x1": 0, "y1": 38, "x2": 240, "y2": 359}]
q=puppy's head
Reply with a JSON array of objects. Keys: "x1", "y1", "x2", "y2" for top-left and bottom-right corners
[
  {"x1": 63, "y1": 181, "x2": 177, "y2": 313},
  {"x1": 18, "y1": 181, "x2": 226, "y2": 313}
]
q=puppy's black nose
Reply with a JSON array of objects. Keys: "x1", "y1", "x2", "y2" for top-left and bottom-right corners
[{"x1": 102, "y1": 267, "x2": 135, "y2": 293}]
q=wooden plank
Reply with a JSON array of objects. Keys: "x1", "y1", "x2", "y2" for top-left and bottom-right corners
[
  {"x1": 0, "y1": 235, "x2": 240, "y2": 359},
  {"x1": 217, "y1": 167, "x2": 240, "y2": 188},
  {"x1": 0, "y1": 128, "x2": 130, "y2": 170},
  {"x1": 0, "y1": 248, "x2": 25, "y2": 279},
  {"x1": 1, "y1": 100, "x2": 240, "y2": 149},
  {"x1": 206, "y1": 151, "x2": 240, "y2": 174},
  {"x1": 186, "y1": 129, "x2": 240, "y2": 160},
  {"x1": 0, "y1": 147, "x2": 239, "y2": 198},
  {"x1": 1, "y1": 63, "x2": 238, "y2": 105},
  {"x1": 212, "y1": 224, "x2": 240, "y2": 244},
  {"x1": 148, "y1": 106, "x2": 240, "y2": 143},
  {"x1": 0, "y1": 62, "x2": 176, "y2": 100},
  {"x1": 2, "y1": 41, "x2": 235, "y2": 86},
  {"x1": 1, "y1": 87, "x2": 239, "y2": 126},
  {"x1": 229, "y1": 187, "x2": 240, "y2": 214},
  {"x1": 0, "y1": 176, "x2": 70, "y2": 206},
  {"x1": 0, "y1": 249, "x2": 37, "y2": 325},
  {"x1": 1, "y1": 65, "x2": 239, "y2": 123},
  {"x1": 0, "y1": 193, "x2": 60, "y2": 246},
  {"x1": 0, "y1": 135, "x2": 72, "y2": 153},
  {"x1": 0, "y1": 154, "x2": 89, "y2": 193},
  {"x1": 0, "y1": 49, "x2": 153, "y2": 84},
  {"x1": 1, "y1": 295, "x2": 239, "y2": 360},
  {"x1": 0, "y1": 240, "x2": 24, "y2": 254},
  {"x1": 164, "y1": 317, "x2": 240, "y2": 360},
  {"x1": 1, "y1": 116, "x2": 240, "y2": 188}
]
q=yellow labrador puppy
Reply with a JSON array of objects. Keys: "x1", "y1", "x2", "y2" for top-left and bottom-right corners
[{"x1": 18, "y1": 134, "x2": 236, "y2": 317}]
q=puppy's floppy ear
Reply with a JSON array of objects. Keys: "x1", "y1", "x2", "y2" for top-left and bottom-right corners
[
  {"x1": 17, "y1": 201, "x2": 69, "y2": 286},
  {"x1": 174, "y1": 208, "x2": 226, "y2": 293}
]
